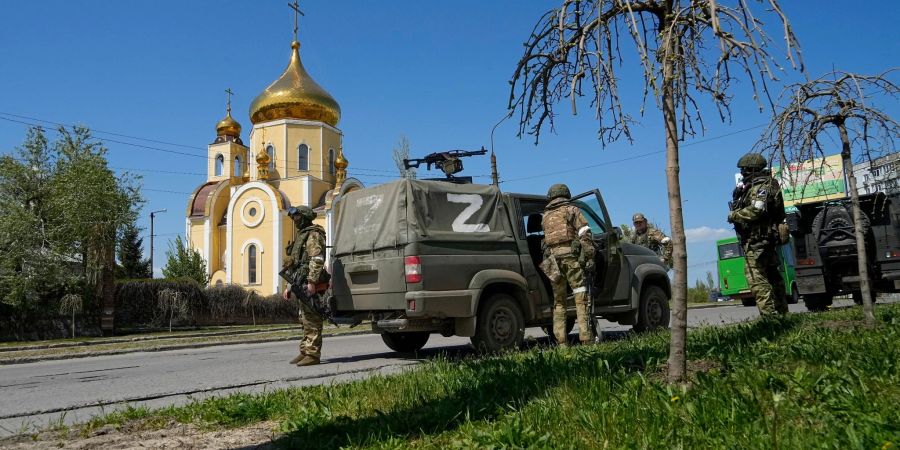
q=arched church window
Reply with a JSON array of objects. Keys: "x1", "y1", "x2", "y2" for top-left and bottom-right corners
[
  {"x1": 234, "y1": 155, "x2": 243, "y2": 177},
  {"x1": 266, "y1": 145, "x2": 275, "y2": 173},
  {"x1": 329, "y1": 148, "x2": 336, "y2": 176},
  {"x1": 214, "y1": 154, "x2": 224, "y2": 176},
  {"x1": 298, "y1": 144, "x2": 309, "y2": 171},
  {"x1": 247, "y1": 244, "x2": 257, "y2": 284}
]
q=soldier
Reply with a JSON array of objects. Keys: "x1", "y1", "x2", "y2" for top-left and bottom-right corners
[
  {"x1": 540, "y1": 183, "x2": 596, "y2": 345},
  {"x1": 281, "y1": 205, "x2": 328, "y2": 366},
  {"x1": 727, "y1": 152, "x2": 788, "y2": 317},
  {"x1": 628, "y1": 213, "x2": 673, "y2": 267}
]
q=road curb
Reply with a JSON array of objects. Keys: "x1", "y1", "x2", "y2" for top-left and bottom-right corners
[
  {"x1": 688, "y1": 301, "x2": 741, "y2": 310},
  {"x1": 0, "y1": 329, "x2": 375, "y2": 365},
  {"x1": 0, "y1": 326, "x2": 303, "y2": 353}
]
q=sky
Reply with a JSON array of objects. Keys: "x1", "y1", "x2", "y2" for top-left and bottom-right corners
[{"x1": 1, "y1": 1, "x2": 897, "y2": 281}]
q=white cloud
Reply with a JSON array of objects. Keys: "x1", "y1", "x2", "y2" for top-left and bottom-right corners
[{"x1": 684, "y1": 226, "x2": 732, "y2": 243}]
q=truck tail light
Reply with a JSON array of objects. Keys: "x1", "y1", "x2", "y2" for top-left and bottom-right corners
[
  {"x1": 405, "y1": 256, "x2": 422, "y2": 283},
  {"x1": 723, "y1": 277, "x2": 729, "y2": 290},
  {"x1": 797, "y1": 258, "x2": 816, "y2": 266},
  {"x1": 886, "y1": 251, "x2": 900, "y2": 258}
]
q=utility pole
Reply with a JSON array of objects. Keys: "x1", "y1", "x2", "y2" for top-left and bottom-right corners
[
  {"x1": 149, "y1": 209, "x2": 167, "y2": 278},
  {"x1": 490, "y1": 150, "x2": 500, "y2": 186}
]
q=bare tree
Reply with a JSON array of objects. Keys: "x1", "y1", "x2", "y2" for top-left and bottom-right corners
[
  {"x1": 757, "y1": 70, "x2": 899, "y2": 328},
  {"x1": 157, "y1": 288, "x2": 188, "y2": 333},
  {"x1": 509, "y1": 0, "x2": 802, "y2": 382},
  {"x1": 392, "y1": 135, "x2": 417, "y2": 179},
  {"x1": 58, "y1": 293, "x2": 83, "y2": 339}
]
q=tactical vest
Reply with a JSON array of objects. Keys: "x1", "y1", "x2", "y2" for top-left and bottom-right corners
[
  {"x1": 291, "y1": 225, "x2": 329, "y2": 284},
  {"x1": 543, "y1": 204, "x2": 578, "y2": 247},
  {"x1": 738, "y1": 176, "x2": 784, "y2": 244}
]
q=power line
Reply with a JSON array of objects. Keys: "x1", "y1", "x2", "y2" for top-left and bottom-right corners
[{"x1": 500, "y1": 124, "x2": 767, "y2": 184}]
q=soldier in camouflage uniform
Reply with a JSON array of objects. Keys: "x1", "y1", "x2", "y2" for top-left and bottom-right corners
[
  {"x1": 727, "y1": 152, "x2": 788, "y2": 317},
  {"x1": 281, "y1": 205, "x2": 328, "y2": 366},
  {"x1": 628, "y1": 213, "x2": 673, "y2": 267},
  {"x1": 540, "y1": 183, "x2": 596, "y2": 345}
]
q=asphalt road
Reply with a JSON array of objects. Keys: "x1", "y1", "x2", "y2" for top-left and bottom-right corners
[{"x1": 0, "y1": 300, "x2": 861, "y2": 436}]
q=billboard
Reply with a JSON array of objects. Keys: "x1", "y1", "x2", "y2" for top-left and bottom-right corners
[{"x1": 772, "y1": 154, "x2": 847, "y2": 208}]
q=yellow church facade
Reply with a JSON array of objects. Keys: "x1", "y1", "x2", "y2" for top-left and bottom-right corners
[{"x1": 185, "y1": 39, "x2": 362, "y2": 296}]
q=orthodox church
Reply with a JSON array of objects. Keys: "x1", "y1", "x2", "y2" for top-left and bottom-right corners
[{"x1": 185, "y1": 33, "x2": 363, "y2": 296}]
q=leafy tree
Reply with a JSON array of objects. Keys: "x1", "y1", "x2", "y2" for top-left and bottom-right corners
[
  {"x1": 391, "y1": 135, "x2": 417, "y2": 179},
  {"x1": 509, "y1": 0, "x2": 802, "y2": 382},
  {"x1": 757, "y1": 70, "x2": 899, "y2": 328},
  {"x1": 118, "y1": 222, "x2": 151, "y2": 279},
  {"x1": 162, "y1": 235, "x2": 209, "y2": 286},
  {"x1": 0, "y1": 126, "x2": 141, "y2": 316}
]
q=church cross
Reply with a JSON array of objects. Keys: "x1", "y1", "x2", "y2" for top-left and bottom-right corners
[
  {"x1": 225, "y1": 88, "x2": 234, "y2": 114},
  {"x1": 288, "y1": 0, "x2": 304, "y2": 42}
]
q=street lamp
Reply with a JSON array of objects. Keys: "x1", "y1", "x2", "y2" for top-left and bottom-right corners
[{"x1": 149, "y1": 209, "x2": 167, "y2": 278}]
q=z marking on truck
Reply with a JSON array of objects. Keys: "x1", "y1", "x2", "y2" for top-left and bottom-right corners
[{"x1": 447, "y1": 193, "x2": 490, "y2": 232}]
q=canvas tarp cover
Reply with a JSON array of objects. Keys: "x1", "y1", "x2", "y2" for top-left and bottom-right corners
[{"x1": 333, "y1": 179, "x2": 510, "y2": 255}]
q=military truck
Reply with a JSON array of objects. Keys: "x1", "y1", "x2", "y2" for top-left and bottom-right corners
[
  {"x1": 329, "y1": 179, "x2": 671, "y2": 353},
  {"x1": 787, "y1": 191, "x2": 900, "y2": 311}
]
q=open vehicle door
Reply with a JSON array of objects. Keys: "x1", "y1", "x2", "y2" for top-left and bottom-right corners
[{"x1": 570, "y1": 189, "x2": 623, "y2": 305}]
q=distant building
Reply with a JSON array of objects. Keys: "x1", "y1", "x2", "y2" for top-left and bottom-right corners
[{"x1": 854, "y1": 153, "x2": 900, "y2": 195}]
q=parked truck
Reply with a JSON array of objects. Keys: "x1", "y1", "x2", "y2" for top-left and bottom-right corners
[
  {"x1": 787, "y1": 191, "x2": 900, "y2": 310},
  {"x1": 329, "y1": 179, "x2": 672, "y2": 353}
]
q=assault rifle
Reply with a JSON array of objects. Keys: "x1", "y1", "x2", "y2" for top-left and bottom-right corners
[
  {"x1": 403, "y1": 147, "x2": 487, "y2": 180},
  {"x1": 278, "y1": 266, "x2": 337, "y2": 325}
]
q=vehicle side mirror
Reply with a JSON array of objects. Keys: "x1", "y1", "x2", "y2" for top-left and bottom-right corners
[{"x1": 614, "y1": 226, "x2": 623, "y2": 239}]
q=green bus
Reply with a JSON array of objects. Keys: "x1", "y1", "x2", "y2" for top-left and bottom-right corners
[{"x1": 716, "y1": 236, "x2": 800, "y2": 307}]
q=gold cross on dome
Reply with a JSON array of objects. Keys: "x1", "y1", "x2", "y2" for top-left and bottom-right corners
[
  {"x1": 288, "y1": 0, "x2": 305, "y2": 42},
  {"x1": 224, "y1": 88, "x2": 234, "y2": 114}
]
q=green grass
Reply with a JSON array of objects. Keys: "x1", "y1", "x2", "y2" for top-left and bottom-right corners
[{"x1": 76, "y1": 305, "x2": 900, "y2": 449}]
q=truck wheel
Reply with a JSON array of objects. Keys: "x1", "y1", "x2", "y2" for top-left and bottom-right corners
[
  {"x1": 812, "y1": 205, "x2": 869, "y2": 245},
  {"x1": 381, "y1": 331, "x2": 430, "y2": 353},
  {"x1": 804, "y1": 294, "x2": 832, "y2": 312},
  {"x1": 741, "y1": 298, "x2": 757, "y2": 307},
  {"x1": 541, "y1": 318, "x2": 575, "y2": 344},
  {"x1": 789, "y1": 285, "x2": 800, "y2": 305},
  {"x1": 633, "y1": 285, "x2": 670, "y2": 333},
  {"x1": 471, "y1": 294, "x2": 525, "y2": 353}
]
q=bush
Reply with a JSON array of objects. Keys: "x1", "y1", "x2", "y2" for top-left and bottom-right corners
[
  {"x1": 204, "y1": 285, "x2": 298, "y2": 325},
  {"x1": 115, "y1": 278, "x2": 204, "y2": 327}
]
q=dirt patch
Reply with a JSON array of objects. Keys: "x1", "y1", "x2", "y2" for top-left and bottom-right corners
[
  {"x1": 0, "y1": 420, "x2": 281, "y2": 450},
  {"x1": 648, "y1": 358, "x2": 724, "y2": 384}
]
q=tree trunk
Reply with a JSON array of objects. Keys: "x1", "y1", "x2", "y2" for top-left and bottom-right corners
[
  {"x1": 662, "y1": 23, "x2": 688, "y2": 383},
  {"x1": 839, "y1": 124, "x2": 876, "y2": 328}
]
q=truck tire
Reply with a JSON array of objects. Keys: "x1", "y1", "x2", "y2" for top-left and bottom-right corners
[
  {"x1": 541, "y1": 318, "x2": 575, "y2": 344},
  {"x1": 741, "y1": 298, "x2": 757, "y2": 307},
  {"x1": 803, "y1": 294, "x2": 832, "y2": 312},
  {"x1": 812, "y1": 205, "x2": 868, "y2": 245},
  {"x1": 633, "y1": 285, "x2": 670, "y2": 333},
  {"x1": 471, "y1": 294, "x2": 525, "y2": 353},
  {"x1": 381, "y1": 331, "x2": 430, "y2": 353},
  {"x1": 789, "y1": 284, "x2": 800, "y2": 305}
]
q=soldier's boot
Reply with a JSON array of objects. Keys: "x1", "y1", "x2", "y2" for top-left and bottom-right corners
[
  {"x1": 288, "y1": 353, "x2": 305, "y2": 365},
  {"x1": 296, "y1": 355, "x2": 320, "y2": 367}
]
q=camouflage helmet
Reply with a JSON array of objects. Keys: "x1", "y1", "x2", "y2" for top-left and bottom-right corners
[
  {"x1": 632, "y1": 212, "x2": 647, "y2": 223},
  {"x1": 737, "y1": 152, "x2": 767, "y2": 171},
  {"x1": 547, "y1": 183, "x2": 571, "y2": 200},
  {"x1": 287, "y1": 205, "x2": 316, "y2": 222}
]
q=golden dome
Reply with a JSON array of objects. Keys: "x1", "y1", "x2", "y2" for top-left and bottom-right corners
[
  {"x1": 249, "y1": 41, "x2": 341, "y2": 127},
  {"x1": 334, "y1": 146, "x2": 348, "y2": 170},
  {"x1": 215, "y1": 110, "x2": 242, "y2": 138}
]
